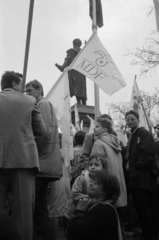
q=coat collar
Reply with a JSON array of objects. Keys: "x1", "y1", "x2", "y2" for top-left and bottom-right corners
[{"x1": 3, "y1": 88, "x2": 16, "y2": 92}]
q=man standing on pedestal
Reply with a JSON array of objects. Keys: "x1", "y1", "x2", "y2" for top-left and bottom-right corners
[
  {"x1": 25, "y1": 80, "x2": 62, "y2": 240},
  {"x1": 55, "y1": 38, "x2": 87, "y2": 105}
]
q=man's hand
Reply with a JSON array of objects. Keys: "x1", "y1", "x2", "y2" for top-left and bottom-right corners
[{"x1": 55, "y1": 63, "x2": 64, "y2": 72}]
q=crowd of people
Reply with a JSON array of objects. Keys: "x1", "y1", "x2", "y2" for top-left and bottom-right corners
[{"x1": 0, "y1": 70, "x2": 159, "y2": 240}]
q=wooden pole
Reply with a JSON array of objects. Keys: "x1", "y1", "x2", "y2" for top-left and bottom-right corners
[
  {"x1": 92, "y1": 0, "x2": 100, "y2": 120},
  {"x1": 22, "y1": 0, "x2": 35, "y2": 93}
]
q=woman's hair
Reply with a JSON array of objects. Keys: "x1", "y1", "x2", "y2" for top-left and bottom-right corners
[
  {"x1": 95, "y1": 170, "x2": 121, "y2": 203},
  {"x1": 74, "y1": 131, "x2": 86, "y2": 146},
  {"x1": 125, "y1": 110, "x2": 139, "y2": 120},
  {"x1": 96, "y1": 117, "x2": 113, "y2": 134},
  {"x1": 89, "y1": 155, "x2": 107, "y2": 170},
  {"x1": 100, "y1": 113, "x2": 112, "y2": 121}
]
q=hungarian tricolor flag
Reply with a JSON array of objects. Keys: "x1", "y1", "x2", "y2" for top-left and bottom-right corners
[
  {"x1": 89, "y1": 0, "x2": 103, "y2": 28},
  {"x1": 153, "y1": 0, "x2": 159, "y2": 30}
]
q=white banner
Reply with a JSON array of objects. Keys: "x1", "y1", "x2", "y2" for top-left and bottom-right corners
[
  {"x1": 69, "y1": 33, "x2": 126, "y2": 95},
  {"x1": 46, "y1": 70, "x2": 73, "y2": 166}
]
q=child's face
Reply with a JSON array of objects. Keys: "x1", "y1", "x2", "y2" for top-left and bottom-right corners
[{"x1": 89, "y1": 158, "x2": 103, "y2": 176}]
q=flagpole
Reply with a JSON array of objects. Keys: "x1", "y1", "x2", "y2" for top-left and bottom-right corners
[
  {"x1": 22, "y1": 0, "x2": 35, "y2": 93},
  {"x1": 92, "y1": 0, "x2": 100, "y2": 120}
]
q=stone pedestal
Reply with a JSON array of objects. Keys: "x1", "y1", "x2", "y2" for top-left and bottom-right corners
[{"x1": 71, "y1": 105, "x2": 95, "y2": 133}]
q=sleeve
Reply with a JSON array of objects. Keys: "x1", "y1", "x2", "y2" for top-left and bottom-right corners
[
  {"x1": 63, "y1": 49, "x2": 76, "y2": 67},
  {"x1": 80, "y1": 134, "x2": 93, "y2": 158},
  {"x1": 67, "y1": 210, "x2": 86, "y2": 240},
  {"x1": 37, "y1": 100, "x2": 51, "y2": 135},
  {"x1": 80, "y1": 134, "x2": 94, "y2": 169},
  {"x1": 135, "y1": 129, "x2": 156, "y2": 170},
  {"x1": 71, "y1": 174, "x2": 89, "y2": 204},
  {"x1": 32, "y1": 103, "x2": 46, "y2": 137}
]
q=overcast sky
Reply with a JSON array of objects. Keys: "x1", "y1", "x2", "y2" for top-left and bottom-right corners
[{"x1": 0, "y1": 0, "x2": 158, "y2": 113}]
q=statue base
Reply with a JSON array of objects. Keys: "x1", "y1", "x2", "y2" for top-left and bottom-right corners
[{"x1": 71, "y1": 104, "x2": 95, "y2": 133}]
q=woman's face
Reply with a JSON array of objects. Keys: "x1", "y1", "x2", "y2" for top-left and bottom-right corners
[
  {"x1": 89, "y1": 158, "x2": 104, "y2": 177},
  {"x1": 88, "y1": 180, "x2": 105, "y2": 199},
  {"x1": 126, "y1": 114, "x2": 139, "y2": 131},
  {"x1": 94, "y1": 122, "x2": 106, "y2": 136}
]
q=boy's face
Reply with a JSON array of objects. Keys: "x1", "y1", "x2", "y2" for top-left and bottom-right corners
[
  {"x1": 89, "y1": 158, "x2": 103, "y2": 177},
  {"x1": 126, "y1": 114, "x2": 139, "y2": 131}
]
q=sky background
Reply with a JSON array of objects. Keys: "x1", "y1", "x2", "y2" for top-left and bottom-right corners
[{"x1": 0, "y1": 0, "x2": 159, "y2": 114}]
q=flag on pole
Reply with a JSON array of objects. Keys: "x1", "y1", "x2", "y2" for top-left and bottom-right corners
[
  {"x1": 75, "y1": 104, "x2": 81, "y2": 131},
  {"x1": 46, "y1": 70, "x2": 73, "y2": 166},
  {"x1": 153, "y1": 0, "x2": 159, "y2": 30},
  {"x1": 129, "y1": 78, "x2": 149, "y2": 130},
  {"x1": 69, "y1": 33, "x2": 126, "y2": 96},
  {"x1": 89, "y1": 0, "x2": 103, "y2": 28},
  {"x1": 87, "y1": 115, "x2": 95, "y2": 133}
]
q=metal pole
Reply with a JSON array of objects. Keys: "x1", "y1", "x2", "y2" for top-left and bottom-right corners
[
  {"x1": 92, "y1": 0, "x2": 100, "y2": 120},
  {"x1": 22, "y1": 0, "x2": 35, "y2": 93}
]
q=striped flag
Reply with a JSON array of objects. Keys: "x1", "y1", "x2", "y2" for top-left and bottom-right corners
[
  {"x1": 89, "y1": 0, "x2": 103, "y2": 28},
  {"x1": 153, "y1": 0, "x2": 159, "y2": 30}
]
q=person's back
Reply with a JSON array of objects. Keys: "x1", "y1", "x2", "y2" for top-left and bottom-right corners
[
  {"x1": 35, "y1": 97, "x2": 62, "y2": 179},
  {"x1": 0, "y1": 89, "x2": 39, "y2": 168},
  {"x1": 0, "y1": 71, "x2": 45, "y2": 240}
]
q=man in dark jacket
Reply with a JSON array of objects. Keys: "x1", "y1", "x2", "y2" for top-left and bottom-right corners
[
  {"x1": 55, "y1": 38, "x2": 87, "y2": 105},
  {"x1": 26, "y1": 80, "x2": 62, "y2": 240},
  {"x1": 125, "y1": 110, "x2": 158, "y2": 240}
]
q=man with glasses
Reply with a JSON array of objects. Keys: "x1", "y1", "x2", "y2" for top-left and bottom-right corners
[{"x1": 25, "y1": 80, "x2": 62, "y2": 240}]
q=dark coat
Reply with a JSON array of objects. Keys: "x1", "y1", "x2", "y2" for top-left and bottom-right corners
[
  {"x1": 128, "y1": 127, "x2": 157, "y2": 194},
  {"x1": 67, "y1": 203, "x2": 118, "y2": 240},
  {"x1": 35, "y1": 97, "x2": 62, "y2": 180}
]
